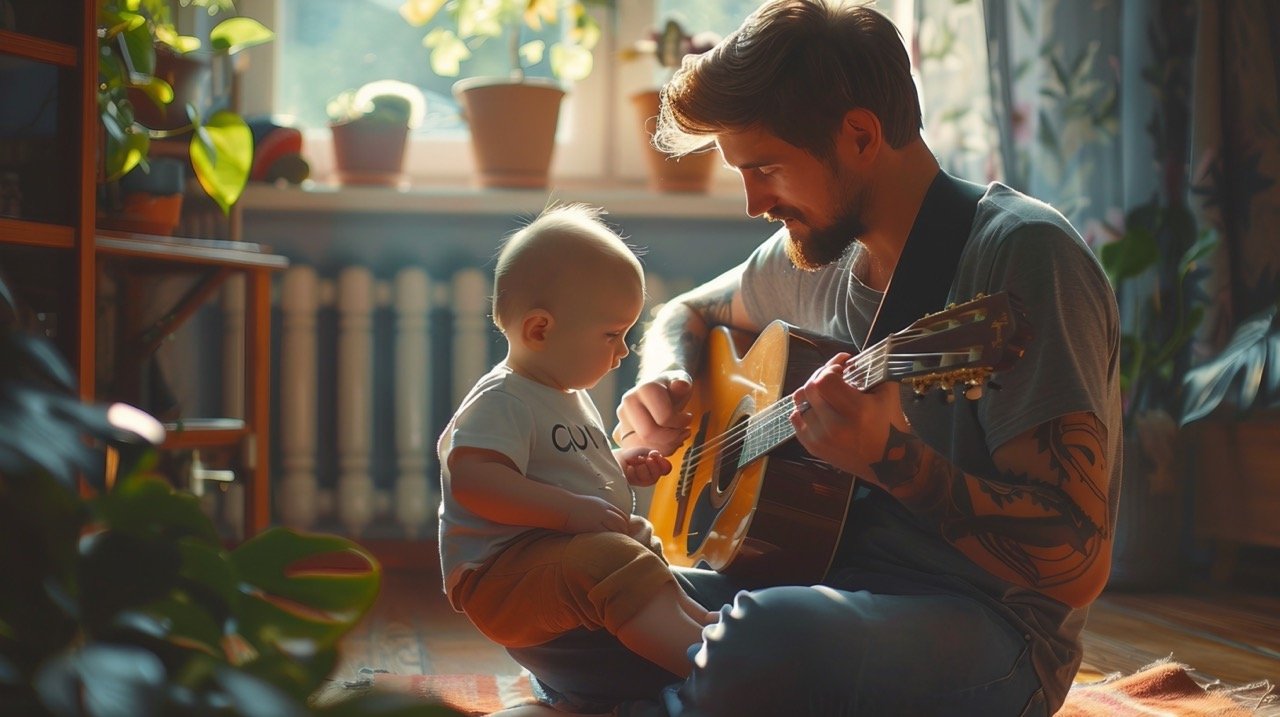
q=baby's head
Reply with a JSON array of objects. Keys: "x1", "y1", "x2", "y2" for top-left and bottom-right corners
[{"x1": 493, "y1": 204, "x2": 646, "y2": 391}]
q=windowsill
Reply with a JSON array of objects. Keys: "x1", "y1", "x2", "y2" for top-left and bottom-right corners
[{"x1": 239, "y1": 179, "x2": 751, "y2": 221}]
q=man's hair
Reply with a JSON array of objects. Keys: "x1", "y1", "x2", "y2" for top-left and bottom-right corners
[
  {"x1": 654, "y1": 0, "x2": 921, "y2": 159},
  {"x1": 491, "y1": 203, "x2": 641, "y2": 330}
]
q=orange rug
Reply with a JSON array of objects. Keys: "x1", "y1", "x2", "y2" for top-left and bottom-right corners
[
  {"x1": 372, "y1": 672, "x2": 538, "y2": 715},
  {"x1": 372, "y1": 661, "x2": 1276, "y2": 716},
  {"x1": 1059, "y1": 661, "x2": 1272, "y2": 716}
]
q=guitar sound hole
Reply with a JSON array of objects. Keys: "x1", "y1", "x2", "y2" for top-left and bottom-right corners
[{"x1": 714, "y1": 416, "x2": 749, "y2": 493}]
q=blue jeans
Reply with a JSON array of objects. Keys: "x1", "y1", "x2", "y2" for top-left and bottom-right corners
[{"x1": 506, "y1": 567, "x2": 1048, "y2": 716}]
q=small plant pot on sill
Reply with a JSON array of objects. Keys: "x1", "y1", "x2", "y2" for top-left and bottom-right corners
[
  {"x1": 454, "y1": 76, "x2": 565, "y2": 189},
  {"x1": 98, "y1": 157, "x2": 185, "y2": 236},
  {"x1": 631, "y1": 90, "x2": 716, "y2": 194},
  {"x1": 329, "y1": 116, "x2": 410, "y2": 186}
]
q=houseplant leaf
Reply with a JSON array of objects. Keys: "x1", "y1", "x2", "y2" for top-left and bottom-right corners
[
  {"x1": 234, "y1": 647, "x2": 340, "y2": 703},
  {"x1": 1100, "y1": 226, "x2": 1158, "y2": 284},
  {"x1": 398, "y1": 0, "x2": 448, "y2": 27},
  {"x1": 117, "y1": 11, "x2": 157, "y2": 76},
  {"x1": 424, "y1": 28, "x2": 470, "y2": 77},
  {"x1": 550, "y1": 43, "x2": 593, "y2": 82},
  {"x1": 230, "y1": 529, "x2": 380, "y2": 651},
  {"x1": 1179, "y1": 303, "x2": 1280, "y2": 425},
  {"x1": 209, "y1": 17, "x2": 275, "y2": 55},
  {"x1": 0, "y1": 384, "x2": 112, "y2": 490},
  {"x1": 33, "y1": 643, "x2": 167, "y2": 717},
  {"x1": 190, "y1": 110, "x2": 253, "y2": 214},
  {"x1": 200, "y1": 661, "x2": 309, "y2": 717},
  {"x1": 94, "y1": 474, "x2": 221, "y2": 544}
]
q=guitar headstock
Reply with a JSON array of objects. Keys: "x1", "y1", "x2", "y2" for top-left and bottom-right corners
[{"x1": 886, "y1": 291, "x2": 1032, "y2": 400}]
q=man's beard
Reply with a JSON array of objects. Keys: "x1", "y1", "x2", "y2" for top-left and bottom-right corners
[{"x1": 778, "y1": 178, "x2": 867, "y2": 271}]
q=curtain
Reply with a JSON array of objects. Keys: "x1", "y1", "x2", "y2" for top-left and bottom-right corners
[
  {"x1": 913, "y1": 0, "x2": 1280, "y2": 587},
  {"x1": 1189, "y1": 1, "x2": 1280, "y2": 341}
]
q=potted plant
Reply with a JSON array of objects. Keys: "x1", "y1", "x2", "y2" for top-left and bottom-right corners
[
  {"x1": 98, "y1": 0, "x2": 274, "y2": 222},
  {"x1": 398, "y1": 0, "x2": 607, "y2": 189},
  {"x1": 1095, "y1": 197, "x2": 1217, "y2": 589},
  {"x1": 326, "y1": 80, "x2": 427, "y2": 186},
  {"x1": 621, "y1": 19, "x2": 721, "y2": 193},
  {"x1": 1176, "y1": 292, "x2": 1280, "y2": 574},
  {"x1": 0, "y1": 274, "x2": 463, "y2": 716}
]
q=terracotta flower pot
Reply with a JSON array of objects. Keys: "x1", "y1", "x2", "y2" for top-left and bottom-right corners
[
  {"x1": 329, "y1": 117, "x2": 410, "y2": 186},
  {"x1": 99, "y1": 192, "x2": 184, "y2": 236},
  {"x1": 631, "y1": 90, "x2": 716, "y2": 193},
  {"x1": 98, "y1": 157, "x2": 185, "y2": 236},
  {"x1": 453, "y1": 77, "x2": 565, "y2": 189}
]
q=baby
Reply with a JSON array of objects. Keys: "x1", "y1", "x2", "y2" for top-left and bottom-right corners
[{"x1": 437, "y1": 203, "x2": 713, "y2": 681}]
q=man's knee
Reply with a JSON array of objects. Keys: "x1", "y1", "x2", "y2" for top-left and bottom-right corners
[{"x1": 680, "y1": 586, "x2": 868, "y2": 713}]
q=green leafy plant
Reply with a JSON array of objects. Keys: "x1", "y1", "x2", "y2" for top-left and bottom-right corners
[
  {"x1": 0, "y1": 275, "x2": 461, "y2": 715},
  {"x1": 1179, "y1": 295, "x2": 1280, "y2": 425},
  {"x1": 398, "y1": 0, "x2": 606, "y2": 82},
  {"x1": 1097, "y1": 198, "x2": 1217, "y2": 418},
  {"x1": 98, "y1": 0, "x2": 275, "y2": 214}
]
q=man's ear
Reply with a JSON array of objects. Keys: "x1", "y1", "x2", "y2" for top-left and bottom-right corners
[
  {"x1": 842, "y1": 108, "x2": 882, "y2": 158},
  {"x1": 521, "y1": 309, "x2": 554, "y2": 349}
]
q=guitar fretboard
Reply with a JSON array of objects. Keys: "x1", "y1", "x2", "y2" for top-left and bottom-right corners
[{"x1": 737, "y1": 343, "x2": 891, "y2": 467}]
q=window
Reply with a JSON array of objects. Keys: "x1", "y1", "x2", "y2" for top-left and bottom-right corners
[
  {"x1": 236, "y1": 0, "x2": 913, "y2": 187},
  {"x1": 273, "y1": 0, "x2": 565, "y2": 137}
]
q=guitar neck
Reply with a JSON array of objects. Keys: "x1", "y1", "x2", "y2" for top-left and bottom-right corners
[{"x1": 739, "y1": 338, "x2": 892, "y2": 466}]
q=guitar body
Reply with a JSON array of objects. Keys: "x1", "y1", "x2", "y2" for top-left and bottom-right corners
[
  {"x1": 648, "y1": 321, "x2": 858, "y2": 585},
  {"x1": 647, "y1": 293, "x2": 1031, "y2": 586}
]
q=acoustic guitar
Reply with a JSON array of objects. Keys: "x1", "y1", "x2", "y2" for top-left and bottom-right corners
[{"x1": 646, "y1": 291, "x2": 1031, "y2": 584}]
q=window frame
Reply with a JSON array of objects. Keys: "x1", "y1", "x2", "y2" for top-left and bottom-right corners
[
  {"x1": 232, "y1": 0, "x2": 910, "y2": 190},
  {"x1": 235, "y1": 0, "x2": 700, "y2": 187}
]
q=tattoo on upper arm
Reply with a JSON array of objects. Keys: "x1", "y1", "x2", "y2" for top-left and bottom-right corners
[
  {"x1": 638, "y1": 283, "x2": 737, "y2": 376},
  {"x1": 872, "y1": 414, "x2": 1109, "y2": 590},
  {"x1": 685, "y1": 285, "x2": 736, "y2": 327}
]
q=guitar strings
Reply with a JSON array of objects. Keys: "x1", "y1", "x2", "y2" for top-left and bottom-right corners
[
  {"x1": 679, "y1": 344, "x2": 972, "y2": 466},
  {"x1": 680, "y1": 343, "x2": 976, "y2": 465},
  {"x1": 678, "y1": 343, "x2": 893, "y2": 465}
]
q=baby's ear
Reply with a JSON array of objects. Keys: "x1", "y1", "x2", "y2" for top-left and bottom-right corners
[{"x1": 521, "y1": 309, "x2": 554, "y2": 349}]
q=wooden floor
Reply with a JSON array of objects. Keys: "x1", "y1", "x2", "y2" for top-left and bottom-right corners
[{"x1": 319, "y1": 560, "x2": 1280, "y2": 712}]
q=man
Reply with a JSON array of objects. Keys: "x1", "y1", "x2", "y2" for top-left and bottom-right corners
[{"x1": 508, "y1": 2, "x2": 1121, "y2": 715}]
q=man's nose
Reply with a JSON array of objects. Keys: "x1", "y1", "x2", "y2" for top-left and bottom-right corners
[{"x1": 741, "y1": 173, "x2": 774, "y2": 218}]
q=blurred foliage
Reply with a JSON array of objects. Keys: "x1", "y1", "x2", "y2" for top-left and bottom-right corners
[{"x1": 0, "y1": 274, "x2": 461, "y2": 716}]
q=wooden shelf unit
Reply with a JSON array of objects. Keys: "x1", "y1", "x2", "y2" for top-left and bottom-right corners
[
  {"x1": 0, "y1": 2, "x2": 98, "y2": 394},
  {"x1": 0, "y1": 4, "x2": 288, "y2": 538},
  {"x1": 95, "y1": 231, "x2": 286, "y2": 536}
]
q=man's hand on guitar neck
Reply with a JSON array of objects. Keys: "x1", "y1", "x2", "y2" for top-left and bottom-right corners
[
  {"x1": 789, "y1": 353, "x2": 912, "y2": 479},
  {"x1": 790, "y1": 355, "x2": 1112, "y2": 608},
  {"x1": 613, "y1": 370, "x2": 696, "y2": 456}
]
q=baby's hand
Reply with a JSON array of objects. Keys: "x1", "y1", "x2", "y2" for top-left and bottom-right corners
[
  {"x1": 561, "y1": 494, "x2": 630, "y2": 534},
  {"x1": 618, "y1": 446, "x2": 673, "y2": 487}
]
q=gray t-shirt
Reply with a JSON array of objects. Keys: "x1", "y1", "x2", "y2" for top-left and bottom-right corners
[
  {"x1": 739, "y1": 182, "x2": 1122, "y2": 713},
  {"x1": 437, "y1": 363, "x2": 633, "y2": 608}
]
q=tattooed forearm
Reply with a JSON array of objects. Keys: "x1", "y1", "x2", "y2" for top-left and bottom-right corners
[
  {"x1": 636, "y1": 303, "x2": 708, "y2": 379},
  {"x1": 636, "y1": 271, "x2": 741, "y2": 380},
  {"x1": 684, "y1": 288, "x2": 736, "y2": 327},
  {"x1": 870, "y1": 414, "x2": 1110, "y2": 602}
]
